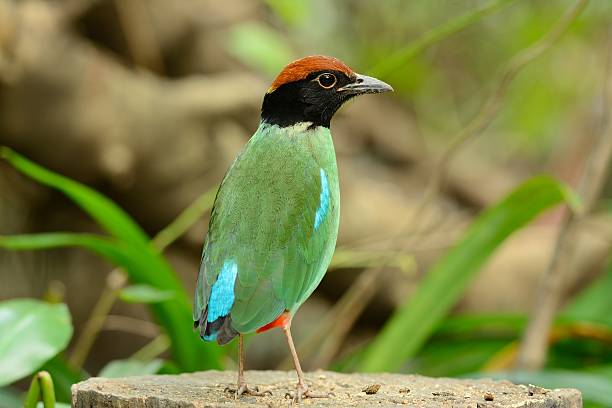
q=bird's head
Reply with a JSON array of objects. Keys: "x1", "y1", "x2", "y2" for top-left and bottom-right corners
[{"x1": 261, "y1": 55, "x2": 393, "y2": 129}]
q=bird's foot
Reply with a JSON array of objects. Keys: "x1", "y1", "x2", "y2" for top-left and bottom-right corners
[
  {"x1": 285, "y1": 382, "x2": 331, "y2": 402},
  {"x1": 225, "y1": 383, "x2": 272, "y2": 399}
]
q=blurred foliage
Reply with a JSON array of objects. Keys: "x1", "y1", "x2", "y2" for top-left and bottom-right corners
[
  {"x1": 3, "y1": 150, "x2": 603, "y2": 403},
  {"x1": 228, "y1": 22, "x2": 296, "y2": 76},
  {"x1": 564, "y1": 262, "x2": 612, "y2": 327},
  {"x1": 0, "y1": 148, "x2": 222, "y2": 373},
  {"x1": 359, "y1": 176, "x2": 574, "y2": 372},
  {"x1": 0, "y1": 300, "x2": 72, "y2": 387}
]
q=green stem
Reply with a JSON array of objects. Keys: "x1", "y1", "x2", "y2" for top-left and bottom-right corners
[
  {"x1": 23, "y1": 375, "x2": 40, "y2": 408},
  {"x1": 24, "y1": 372, "x2": 55, "y2": 408},
  {"x1": 38, "y1": 372, "x2": 55, "y2": 408},
  {"x1": 131, "y1": 334, "x2": 171, "y2": 361},
  {"x1": 151, "y1": 187, "x2": 218, "y2": 251},
  {"x1": 69, "y1": 269, "x2": 126, "y2": 368}
]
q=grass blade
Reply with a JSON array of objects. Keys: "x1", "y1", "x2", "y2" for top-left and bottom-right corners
[
  {"x1": 0, "y1": 147, "x2": 148, "y2": 246},
  {"x1": 151, "y1": 187, "x2": 217, "y2": 251},
  {"x1": 358, "y1": 176, "x2": 574, "y2": 372}
]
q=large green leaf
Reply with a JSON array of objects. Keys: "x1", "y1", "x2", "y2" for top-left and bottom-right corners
[
  {"x1": 98, "y1": 359, "x2": 164, "y2": 378},
  {"x1": 0, "y1": 233, "x2": 222, "y2": 370},
  {"x1": 358, "y1": 176, "x2": 574, "y2": 372},
  {"x1": 0, "y1": 300, "x2": 72, "y2": 386},
  {"x1": 0, "y1": 148, "x2": 148, "y2": 247}
]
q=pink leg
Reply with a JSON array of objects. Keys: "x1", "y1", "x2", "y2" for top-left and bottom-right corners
[
  {"x1": 282, "y1": 321, "x2": 330, "y2": 401},
  {"x1": 229, "y1": 335, "x2": 272, "y2": 398}
]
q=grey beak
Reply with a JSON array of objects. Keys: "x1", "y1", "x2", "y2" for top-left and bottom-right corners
[{"x1": 338, "y1": 73, "x2": 394, "y2": 95}]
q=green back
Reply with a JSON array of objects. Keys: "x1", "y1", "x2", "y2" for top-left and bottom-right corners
[{"x1": 194, "y1": 122, "x2": 340, "y2": 333}]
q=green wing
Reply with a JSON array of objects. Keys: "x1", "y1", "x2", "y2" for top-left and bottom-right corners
[{"x1": 194, "y1": 123, "x2": 339, "y2": 334}]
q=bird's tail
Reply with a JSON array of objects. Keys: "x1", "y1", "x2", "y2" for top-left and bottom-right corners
[{"x1": 194, "y1": 308, "x2": 238, "y2": 345}]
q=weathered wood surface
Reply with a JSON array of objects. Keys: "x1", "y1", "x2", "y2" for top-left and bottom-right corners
[{"x1": 71, "y1": 370, "x2": 582, "y2": 407}]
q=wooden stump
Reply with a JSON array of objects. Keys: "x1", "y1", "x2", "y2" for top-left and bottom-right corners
[{"x1": 71, "y1": 370, "x2": 582, "y2": 407}]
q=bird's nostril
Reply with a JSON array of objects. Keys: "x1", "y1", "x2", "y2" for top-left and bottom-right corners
[{"x1": 356, "y1": 78, "x2": 364, "y2": 83}]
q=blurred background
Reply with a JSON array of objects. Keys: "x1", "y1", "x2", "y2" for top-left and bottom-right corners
[{"x1": 1, "y1": 0, "x2": 612, "y2": 406}]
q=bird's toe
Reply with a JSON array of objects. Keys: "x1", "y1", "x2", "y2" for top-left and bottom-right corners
[
  {"x1": 230, "y1": 383, "x2": 272, "y2": 398},
  {"x1": 285, "y1": 383, "x2": 330, "y2": 402}
]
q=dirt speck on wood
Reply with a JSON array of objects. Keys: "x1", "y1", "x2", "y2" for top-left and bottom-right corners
[{"x1": 362, "y1": 383, "x2": 381, "y2": 394}]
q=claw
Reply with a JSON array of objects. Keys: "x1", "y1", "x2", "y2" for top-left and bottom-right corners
[
  {"x1": 226, "y1": 383, "x2": 272, "y2": 399},
  {"x1": 285, "y1": 382, "x2": 331, "y2": 402}
]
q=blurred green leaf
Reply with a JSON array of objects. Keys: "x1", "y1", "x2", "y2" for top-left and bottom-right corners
[
  {"x1": 98, "y1": 359, "x2": 163, "y2": 378},
  {"x1": 0, "y1": 300, "x2": 72, "y2": 387},
  {"x1": 0, "y1": 149, "x2": 224, "y2": 371},
  {"x1": 436, "y1": 313, "x2": 527, "y2": 336},
  {"x1": 0, "y1": 147, "x2": 149, "y2": 247},
  {"x1": 264, "y1": 0, "x2": 310, "y2": 26},
  {"x1": 227, "y1": 22, "x2": 295, "y2": 77},
  {"x1": 411, "y1": 339, "x2": 510, "y2": 377},
  {"x1": 358, "y1": 176, "x2": 574, "y2": 372},
  {"x1": 0, "y1": 387, "x2": 23, "y2": 408},
  {"x1": 564, "y1": 259, "x2": 612, "y2": 326},
  {"x1": 119, "y1": 285, "x2": 175, "y2": 304},
  {"x1": 158, "y1": 361, "x2": 181, "y2": 375},
  {"x1": 478, "y1": 370, "x2": 612, "y2": 406}
]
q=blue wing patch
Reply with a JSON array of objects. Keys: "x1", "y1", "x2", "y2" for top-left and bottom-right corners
[
  {"x1": 207, "y1": 259, "x2": 238, "y2": 323},
  {"x1": 314, "y1": 168, "x2": 330, "y2": 231}
]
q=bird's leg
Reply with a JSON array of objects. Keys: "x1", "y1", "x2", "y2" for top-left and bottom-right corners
[
  {"x1": 228, "y1": 335, "x2": 271, "y2": 398},
  {"x1": 282, "y1": 322, "x2": 330, "y2": 401}
]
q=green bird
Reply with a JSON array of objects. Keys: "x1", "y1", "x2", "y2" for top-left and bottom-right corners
[{"x1": 193, "y1": 55, "x2": 392, "y2": 399}]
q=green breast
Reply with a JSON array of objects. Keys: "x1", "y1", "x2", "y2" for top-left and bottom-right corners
[{"x1": 194, "y1": 122, "x2": 340, "y2": 333}]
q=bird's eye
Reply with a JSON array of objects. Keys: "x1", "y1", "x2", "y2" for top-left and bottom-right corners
[{"x1": 317, "y1": 73, "x2": 337, "y2": 89}]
